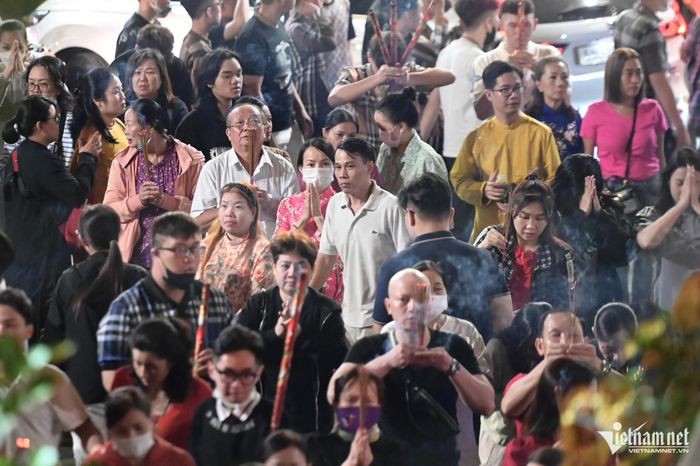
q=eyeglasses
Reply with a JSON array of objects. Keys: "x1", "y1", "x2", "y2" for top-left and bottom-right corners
[
  {"x1": 493, "y1": 84, "x2": 524, "y2": 97},
  {"x1": 214, "y1": 367, "x2": 258, "y2": 384},
  {"x1": 27, "y1": 81, "x2": 51, "y2": 93},
  {"x1": 227, "y1": 119, "x2": 263, "y2": 131},
  {"x1": 157, "y1": 245, "x2": 202, "y2": 257}
]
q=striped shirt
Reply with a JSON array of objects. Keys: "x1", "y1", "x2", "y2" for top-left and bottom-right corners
[{"x1": 97, "y1": 276, "x2": 233, "y2": 369}]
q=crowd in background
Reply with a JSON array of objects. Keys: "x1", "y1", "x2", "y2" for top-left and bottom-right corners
[{"x1": 0, "y1": 0, "x2": 699, "y2": 465}]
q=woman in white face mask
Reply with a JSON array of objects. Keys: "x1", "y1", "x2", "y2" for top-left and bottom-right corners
[
  {"x1": 85, "y1": 386, "x2": 195, "y2": 466},
  {"x1": 274, "y1": 137, "x2": 344, "y2": 302},
  {"x1": 373, "y1": 87, "x2": 449, "y2": 196}
]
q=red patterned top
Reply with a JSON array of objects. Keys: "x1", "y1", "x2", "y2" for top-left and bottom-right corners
[
  {"x1": 274, "y1": 186, "x2": 344, "y2": 302},
  {"x1": 509, "y1": 246, "x2": 537, "y2": 311}
]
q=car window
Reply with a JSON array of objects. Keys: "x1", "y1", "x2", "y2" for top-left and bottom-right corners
[{"x1": 532, "y1": 0, "x2": 634, "y2": 23}]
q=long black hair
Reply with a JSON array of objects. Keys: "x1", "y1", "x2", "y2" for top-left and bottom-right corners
[
  {"x1": 72, "y1": 205, "x2": 125, "y2": 314},
  {"x1": 129, "y1": 317, "x2": 194, "y2": 403},
  {"x1": 1, "y1": 95, "x2": 56, "y2": 143},
  {"x1": 551, "y1": 154, "x2": 605, "y2": 217},
  {"x1": 71, "y1": 68, "x2": 119, "y2": 144},
  {"x1": 656, "y1": 148, "x2": 700, "y2": 214},
  {"x1": 524, "y1": 358, "x2": 596, "y2": 437}
]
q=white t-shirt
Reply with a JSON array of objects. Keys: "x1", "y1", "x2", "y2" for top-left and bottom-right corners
[
  {"x1": 0, "y1": 365, "x2": 89, "y2": 462},
  {"x1": 471, "y1": 41, "x2": 561, "y2": 106},
  {"x1": 436, "y1": 38, "x2": 485, "y2": 159},
  {"x1": 319, "y1": 182, "x2": 410, "y2": 328},
  {"x1": 190, "y1": 147, "x2": 299, "y2": 238}
]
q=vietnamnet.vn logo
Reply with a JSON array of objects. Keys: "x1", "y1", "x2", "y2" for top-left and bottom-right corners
[{"x1": 597, "y1": 422, "x2": 690, "y2": 454}]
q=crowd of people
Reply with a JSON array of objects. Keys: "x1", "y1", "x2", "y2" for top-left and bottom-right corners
[{"x1": 0, "y1": 0, "x2": 699, "y2": 465}]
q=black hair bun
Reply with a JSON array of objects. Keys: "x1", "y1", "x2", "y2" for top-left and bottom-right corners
[{"x1": 401, "y1": 86, "x2": 417, "y2": 102}]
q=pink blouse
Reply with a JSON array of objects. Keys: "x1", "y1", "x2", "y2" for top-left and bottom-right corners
[
  {"x1": 580, "y1": 99, "x2": 668, "y2": 181},
  {"x1": 274, "y1": 186, "x2": 344, "y2": 302}
]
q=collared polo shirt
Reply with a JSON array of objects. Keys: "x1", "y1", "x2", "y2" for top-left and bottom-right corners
[
  {"x1": 319, "y1": 181, "x2": 410, "y2": 327},
  {"x1": 190, "y1": 148, "x2": 299, "y2": 238}
]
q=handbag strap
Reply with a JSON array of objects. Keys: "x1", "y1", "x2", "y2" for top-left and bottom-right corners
[{"x1": 623, "y1": 104, "x2": 638, "y2": 182}]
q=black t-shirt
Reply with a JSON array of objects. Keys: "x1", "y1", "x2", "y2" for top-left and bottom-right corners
[
  {"x1": 372, "y1": 231, "x2": 509, "y2": 341},
  {"x1": 234, "y1": 16, "x2": 295, "y2": 131},
  {"x1": 175, "y1": 99, "x2": 230, "y2": 162},
  {"x1": 210, "y1": 23, "x2": 237, "y2": 50},
  {"x1": 190, "y1": 398, "x2": 273, "y2": 466},
  {"x1": 344, "y1": 331, "x2": 480, "y2": 448}
]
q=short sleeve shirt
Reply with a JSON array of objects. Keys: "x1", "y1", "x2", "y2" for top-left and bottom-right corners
[
  {"x1": 319, "y1": 182, "x2": 410, "y2": 327},
  {"x1": 235, "y1": 16, "x2": 296, "y2": 131},
  {"x1": 614, "y1": 2, "x2": 668, "y2": 77},
  {"x1": 0, "y1": 365, "x2": 88, "y2": 461},
  {"x1": 190, "y1": 148, "x2": 299, "y2": 238},
  {"x1": 344, "y1": 331, "x2": 480, "y2": 446}
]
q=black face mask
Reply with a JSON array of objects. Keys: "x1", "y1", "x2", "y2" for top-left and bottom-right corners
[
  {"x1": 484, "y1": 25, "x2": 497, "y2": 51},
  {"x1": 163, "y1": 266, "x2": 195, "y2": 290}
]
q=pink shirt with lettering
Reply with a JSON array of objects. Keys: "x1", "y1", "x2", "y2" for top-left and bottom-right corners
[{"x1": 581, "y1": 98, "x2": 668, "y2": 181}]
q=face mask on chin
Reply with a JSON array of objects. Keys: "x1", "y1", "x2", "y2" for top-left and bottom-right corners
[
  {"x1": 113, "y1": 432, "x2": 155, "y2": 460},
  {"x1": 161, "y1": 259, "x2": 196, "y2": 290},
  {"x1": 303, "y1": 166, "x2": 334, "y2": 191}
]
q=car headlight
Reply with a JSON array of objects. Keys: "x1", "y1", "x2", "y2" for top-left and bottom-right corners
[{"x1": 32, "y1": 9, "x2": 50, "y2": 24}]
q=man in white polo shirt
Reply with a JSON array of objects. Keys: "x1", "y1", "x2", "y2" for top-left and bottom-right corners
[
  {"x1": 310, "y1": 137, "x2": 410, "y2": 342},
  {"x1": 190, "y1": 101, "x2": 299, "y2": 238},
  {"x1": 472, "y1": 0, "x2": 560, "y2": 120}
]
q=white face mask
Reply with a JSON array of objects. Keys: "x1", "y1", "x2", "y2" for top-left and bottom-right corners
[
  {"x1": 303, "y1": 167, "x2": 334, "y2": 191},
  {"x1": 113, "y1": 432, "x2": 154, "y2": 460},
  {"x1": 427, "y1": 294, "x2": 448, "y2": 322},
  {"x1": 0, "y1": 51, "x2": 11, "y2": 65}
]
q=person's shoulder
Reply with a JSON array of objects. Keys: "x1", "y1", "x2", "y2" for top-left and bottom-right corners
[
  {"x1": 190, "y1": 376, "x2": 214, "y2": 400},
  {"x1": 265, "y1": 148, "x2": 295, "y2": 171},
  {"x1": 236, "y1": 17, "x2": 268, "y2": 42},
  {"x1": 308, "y1": 288, "x2": 343, "y2": 314},
  {"x1": 109, "y1": 279, "x2": 147, "y2": 309},
  {"x1": 152, "y1": 437, "x2": 196, "y2": 464},
  {"x1": 640, "y1": 97, "x2": 664, "y2": 112},
  {"x1": 521, "y1": 113, "x2": 555, "y2": 133}
]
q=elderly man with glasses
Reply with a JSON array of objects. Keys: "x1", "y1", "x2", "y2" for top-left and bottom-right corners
[
  {"x1": 190, "y1": 101, "x2": 299, "y2": 237},
  {"x1": 450, "y1": 60, "x2": 560, "y2": 243},
  {"x1": 97, "y1": 212, "x2": 233, "y2": 391}
]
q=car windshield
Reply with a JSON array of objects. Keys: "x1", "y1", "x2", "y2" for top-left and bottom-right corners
[{"x1": 532, "y1": 0, "x2": 634, "y2": 23}]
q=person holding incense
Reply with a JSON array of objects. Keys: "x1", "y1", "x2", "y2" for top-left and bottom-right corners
[
  {"x1": 329, "y1": 268, "x2": 494, "y2": 466},
  {"x1": 472, "y1": 0, "x2": 560, "y2": 120},
  {"x1": 191, "y1": 325, "x2": 274, "y2": 466},
  {"x1": 104, "y1": 99, "x2": 204, "y2": 266},
  {"x1": 328, "y1": 30, "x2": 454, "y2": 149},
  {"x1": 474, "y1": 176, "x2": 575, "y2": 312},
  {"x1": 306, "y1": 366, "x2": 407, "y2": 466},
  {"x1": 237, "y1": 231, "x2": 348, "y2": 434},
  {"x1": 190, "y1": 101, "x2": 299, "y2": 237},
  {"x1": 199, "y1": 182, "x2": 275, "y2": 312},
  {"x1": 110, "y1": 318, "x2": 211, "y2": 451},
  {"x1": 97, "y1": 212, "x2": 233, "y2": 392}
]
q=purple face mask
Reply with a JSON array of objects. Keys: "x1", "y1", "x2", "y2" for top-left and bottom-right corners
[{"x1": 336, "y1": 406, "x2": 381, "y2": 433}]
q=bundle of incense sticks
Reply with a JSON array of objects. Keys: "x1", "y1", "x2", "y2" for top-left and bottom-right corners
[
  {"x1": 415, "y1": 282, "x2": 429, "y2": 347},
  {"x1": 270, "y1": 264, "x2": 309, "y2": 431},
  {"x1": 399, "y1": 0, "x2": 436, "y2": 66},
  {"x1": 192, "y1": 284, "x2": 210, "y2": 375},
  {"x1": 141, "y1": 136, "x2": 152, "y2": 180},
  {"x1": 368, "y1": 10, "x2": 392, "y2": 65},
  {"x1": 359, "y1": 366, "x2": 369, "y2": 429},
  {"x1": 249, "y1": 127, "x2": 257, "y2": 184},
  {"x1": 517, "y1": 0, "x2": 528, "y2": 51},
  {"x1": 390, "y1": 0, "x2": 398, "y2": 66}
]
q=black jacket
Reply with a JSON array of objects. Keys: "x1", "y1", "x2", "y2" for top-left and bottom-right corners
[
  {"x1": 1, "y1": 139, "x2": 97, "y2": 325},
  {"x1": 175, "y1": 98, "x2": 230, "y2": 162},
  {"x1": 43, "y1": 252, "x2": 147, "y2": 404},
  {"x1": 236, "y1": 286, "x2": 348, "y2": 433}
]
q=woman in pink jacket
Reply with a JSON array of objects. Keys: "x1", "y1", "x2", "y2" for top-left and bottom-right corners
[{"x1": 104, "y1": 99, "x2": 204, "y2": 266}]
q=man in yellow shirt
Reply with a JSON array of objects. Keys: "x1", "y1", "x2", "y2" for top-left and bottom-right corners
[{"x1": 450, "y1": 60, "x2": 560, "y2": 242}]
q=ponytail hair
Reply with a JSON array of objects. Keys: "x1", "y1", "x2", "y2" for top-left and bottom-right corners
[
  {"x1": 2, "y1": 95, "x2": 56, "y2": 144},
  {"x1": 72, "y1": 205, "x2": 125, "y2": 315},
  {"x1": 71, "y1": 68, "x2": 119, "y2": 144}
]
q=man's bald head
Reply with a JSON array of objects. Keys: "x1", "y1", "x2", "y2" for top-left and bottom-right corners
[{"x1": 386, "y1": 268, "x2": 431, "y2": 323}]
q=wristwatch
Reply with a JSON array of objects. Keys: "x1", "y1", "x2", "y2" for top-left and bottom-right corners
[{"x1": 447, "y1": 357, "x2": 460, "y2": 377}]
